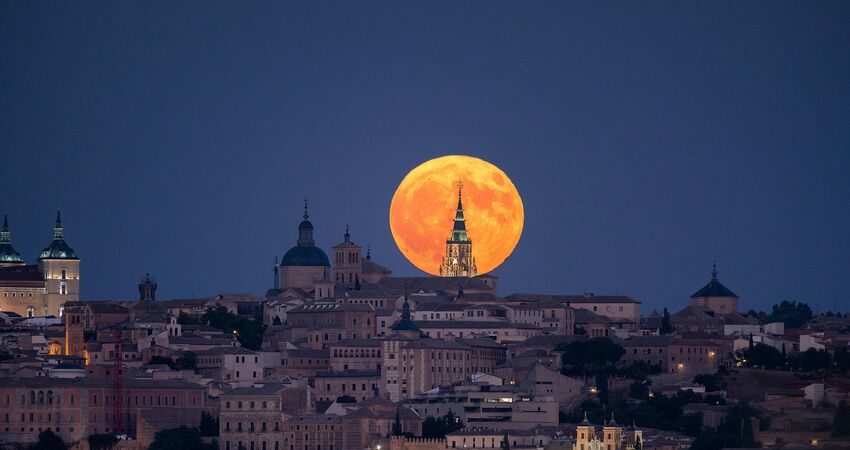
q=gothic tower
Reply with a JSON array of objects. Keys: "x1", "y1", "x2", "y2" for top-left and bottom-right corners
[
  {"x1": 439, "y1": 182, "x2": 477, "y2": 277},
  {"x1": 0, "y1": 214, "x2": 25, "y2": 268},
  {"x1": 38, "y1": 211, "x2": 80, "y2": 316},
  {"x1": 332, "y1": 225, "x2": 363, "y2": 289},
  {"x1": 576, "y1": 412, "x2": 596, "y2": 450}
]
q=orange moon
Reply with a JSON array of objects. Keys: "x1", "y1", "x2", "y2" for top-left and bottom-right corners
[{"x1": 389, "y1": 155, "x2": 524, "y2": 276}]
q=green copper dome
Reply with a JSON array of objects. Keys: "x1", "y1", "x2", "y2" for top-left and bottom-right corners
[{"x1": 39, "y1": 211, "x2": 78, "y2": 260}]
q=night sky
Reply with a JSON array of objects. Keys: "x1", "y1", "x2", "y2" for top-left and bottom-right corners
[{"x1": 2, "y1": 1, "x2": 849, "y2": 313}]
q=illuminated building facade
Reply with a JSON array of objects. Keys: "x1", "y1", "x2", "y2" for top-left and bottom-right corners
[
  {"x1": 439, "y1": 183, "x2": 477, "y2": 277},
  {"x1": 0, "y1": 211, "x2": 79, "y2": 317}
]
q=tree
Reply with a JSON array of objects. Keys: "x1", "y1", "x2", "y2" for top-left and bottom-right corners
[
  {"x1": 422, "y1": 411, "x2": 464, "y2": 438},
  {"x1": 660, "y1": 307, "x2": 674, "y2": 334},
  {"x1": 177, "y1": 351, "x2": 197, "y2": 370},
  {"x1": 177, "y1": 311, "x2": 199, "y2": 325},
  {"x1": 354, "y1": 274, "x2": 361, "y2": 290},
  {"x1": 88, "y1": 434, "x2": 118, "y2": 450},
  {"x1": 738, "y1": 343, "x2": 783, "y2": 369},
  {"x1": 693, "y1": 373, "x2": 724, "y2": 392},
  {"x1": 769, "y1": 300, "x2": 813, "y2": 328},
  {"x1": 833, "y1": 400, "x2": 850, "y2": 437},
  {"x1": 629, "y1": 381, "x2": 649, "y2": 400},
  {"x1": 634, "y1": 435, "x2": 642, "y2": 450},
  {"x1": 336, "y1": 395, "x2": 356, "y2": 403},
  {"x1": 148, "y1": 427, "x2": 217, "y2": 450},
  {"x1": 28, "y1": 431, "x2": 65, "y2": 450},
  {"x1": 790, "y1": 348, "x2": 831, "y2": 372},
  {"x1": 203, "y1": 305, "x2": 265, "y2": 350},
  {"x1": 557, "y1": 337, "x2": 626, "y2": 377},
  {"x1": 501, "y1": 433, "x2": 511, "y2": 450},
  {"x1": 149, "y1": 356, "x2": 177, "y2": 368},
  {"x1": 199, "y1": 412, "x2": 219, "y2": 436},
  {"x1": 392, "y1": 411, "x2": 402, "y2": 436}
]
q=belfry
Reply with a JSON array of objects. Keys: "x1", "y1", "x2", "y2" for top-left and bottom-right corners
[{"x1": 439, "y1": 181, "x2": 477, "y2": 277}]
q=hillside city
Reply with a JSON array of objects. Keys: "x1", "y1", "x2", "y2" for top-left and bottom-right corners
[{"x1": 0, "y1": 208, "x2": 848, "y2": 450}]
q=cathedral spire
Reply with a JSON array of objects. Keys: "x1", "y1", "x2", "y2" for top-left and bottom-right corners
[
  {"x1": 344, "y1": 223, "x2": 350, "y2": 243},
  {"x1": 297, "y1": 200, "x2": 315, "y2": 246},
  {"x1": 303, "y1": 198, "x2": 309, "y2": 220},
  {"x1": 0, "y1": 213, "x2": 24, "y2": 265},
  {"x1": 54, "y1": 209, "x2": 64, "y2": 240},
  {"x1": 1, "y1": 213, "x2": 9, "y2": 244},
  {"x1": 711, "y1": 260, "x2": 718, "y2": 281},
  {"x1": 451, "y1": 180, "x2": 468, "y2": 242}
]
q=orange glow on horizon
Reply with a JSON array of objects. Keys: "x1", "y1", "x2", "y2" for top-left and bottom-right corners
[{"x1": 389, "y1": 155, "x2": 524, "y2": 276}]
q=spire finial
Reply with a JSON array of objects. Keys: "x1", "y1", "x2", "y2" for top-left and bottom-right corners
[
  {"x1": 711, "y1": 260, "x2": 718, "y2": 281},
  {"x1": 303, "y1": 198, "x2": 309, "y2": 220},
  {"x1": 344, "y1": 223, "x2": 350, "y2": 242},
  {"x1": 366, "y1": 245, "x2": 371, "y2": 260},
  {"x1": 53, "y1": 210, "x2": 64, "y2": 240},
  {"x1": 457, "y1": 179, "x2": 464, "y2": 199},
  {"x1": 0, "y1": 213, "x2": 9, "y2": 245}
]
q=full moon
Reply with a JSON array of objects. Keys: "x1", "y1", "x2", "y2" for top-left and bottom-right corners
[{"x1": 389, "y1": 155, "x2": 524, "y2": 276}]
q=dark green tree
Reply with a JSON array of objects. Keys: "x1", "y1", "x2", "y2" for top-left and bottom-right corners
[
  {"x1": 177, "y1": 351, "x2": 197, "y2": 370},
  {"x1": 738, "y1": 343, "x2": 783, "y2": 369},
  {"x1": 336, "y1": 395, "x2": 356, "y2": 403},
  {"x1": 199, "y1": 412, "x2": 219, "y2": 436},
  {"x1": 769, "y1": 300, "x2": 813, "y2": 328},
  {"x1": 660, "y1": 307, "x2": 674, "y2": 335},
  {"x1": 87, "y1": 434, "x2": 118, "y2": 450},
  {"x1": 421, "y1": 411, "x2": 463, "y2": 438},
  {"x1": 557, "y1": 337, "x2": 625, "y2": 377},
  {"x1": 28, "y1": 431, "x2": 65, "y2": 450},
  {"x1": 633, "y1": 435, "x2": 642, "y2": 450},
  {"x1": 203, "y1": 305, "x2": 265, "y2": 350},
  {"x1": 177, "y1": 311, "x2": 200, "y2": 325},
  {"x1": 354, "y1": 274, "x2": 361, "y2": 290},
  {"x1": 790, "y1": 348, "x2": 831, "y2": 372},
  {"x1": 833, "y1": 400, "x2": 850, "y2": 437},
  {"x1": 148, "y1": 427, "x2": 217, "y2": 450},
  {"x1": 392, "y1": 411, "x2": 402, "y2": 436},
  {"x1": 501, "y1": 433, "x2": 511, "y2": 450}
]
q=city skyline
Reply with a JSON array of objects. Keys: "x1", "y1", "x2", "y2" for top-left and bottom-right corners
[{"x1": 2, "y1": 2, "x2": 849, "y2": 313}]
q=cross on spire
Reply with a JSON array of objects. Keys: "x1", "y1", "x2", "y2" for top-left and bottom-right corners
[{"x1": 303, "y1": 198, "x2": 309, "y2": 220}]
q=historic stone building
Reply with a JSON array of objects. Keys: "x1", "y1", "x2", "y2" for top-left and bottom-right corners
[
  {"x1": 219, "y1": 383, "x2": 286, "y2": 450},
  {"x1": 690, "y1": 262, "x2": 739, "y2": 315},
  {"x1": 0, "y1": 377, "x2": 206, "y2": 444},
  {"x1": 575, "y1": 414, "x2": 643, "y2": 450},
  {"x1": 439, "y1": 184, "x2": 477, "y2": 277},
  {"x1": 331, "y1": 225, "x2": 362, "y2": 289},
  {"x1": 0, "y1": 212, "x2": 79, "y2": 317},
  {"x1": 277, "y1": 202, "x2": 331, "y2": 292}
]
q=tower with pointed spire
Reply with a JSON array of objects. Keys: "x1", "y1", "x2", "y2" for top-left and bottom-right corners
[
  {"x1": 690, "y1": 261, "x2": 739, "y2": 315},
  {"x1": 439, "y1": 181, "x2": 478, "y2": 277},
  {"x1": 0, "y1": 213, "x2": 25, "y2": 268},
  {"x1": 38, "y1": 210, "x2": 80, "y2": 315},
  {"x1": 332, "y1": 223, "x2": 363, "y2": 290}
]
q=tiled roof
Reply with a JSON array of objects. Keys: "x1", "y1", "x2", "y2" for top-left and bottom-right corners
[
  {"x1": 378, "y1": 276, "x2": 493, "y2": 291},
  {"x1": 506, "y1": 293, "x2": 640, "y2": 304}
]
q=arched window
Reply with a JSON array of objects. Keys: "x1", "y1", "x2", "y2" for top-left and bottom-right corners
[
  {"x1": 30, "y1": 391, "x2": 35, "y2": 404},
  {"x1": 38, "y1": 391, "x2": 44, "y2": 404},
  {"x1": 47, "y1": 391, "x2": 53, "y2": 404}
]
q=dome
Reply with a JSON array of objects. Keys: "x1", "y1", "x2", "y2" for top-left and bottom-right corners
[
  {"x1": 281, "y1": 245, "x2": 330, "y2": 267},
  {"x1": 38, "y1": 211, "x2": 78, "y2": 260}
]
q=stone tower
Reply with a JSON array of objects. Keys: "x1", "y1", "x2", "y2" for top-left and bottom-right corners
[
  {"x1": 64, "y1": 303, "x2": 87, "y2": 358},
  {"x1": 332, "y1": 225, "x2": 363, "y2": 289},
  {"x1": 139, "y1": 273, "x2": 157, "y2": 301},
  {"x1": 38, "y1": 211, "x2": 80, "y2": 316},
  {"x1": 439, "y1": 182, "x2": 477, "y2": 277},
  {"x1": 0, "y1": 213, "x2": 25, "y2": 268},
  {"x1": 603, "y1": 414, "x2": 623, "y2": 450},
  {"x1": 576, "y1": 412, "x2": 596, "y2": 450}
]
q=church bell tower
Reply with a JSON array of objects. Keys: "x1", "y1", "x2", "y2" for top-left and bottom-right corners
[{"x1": 439, "y1": 181, "x2": 477, "y2": 277}]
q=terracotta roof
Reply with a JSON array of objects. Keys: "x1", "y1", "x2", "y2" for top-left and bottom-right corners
[{"x1": 506, "y1": 293, "x2": 640, "y2": 304}]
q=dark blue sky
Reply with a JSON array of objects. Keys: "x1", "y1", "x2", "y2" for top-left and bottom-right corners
[{"x1": 2, "y1": 1, "x2": 849, "y2": 313}]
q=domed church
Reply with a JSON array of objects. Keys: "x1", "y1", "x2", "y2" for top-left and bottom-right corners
[{"x1": 276, "y1": 201, "x2": 331, "y2": 292}]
